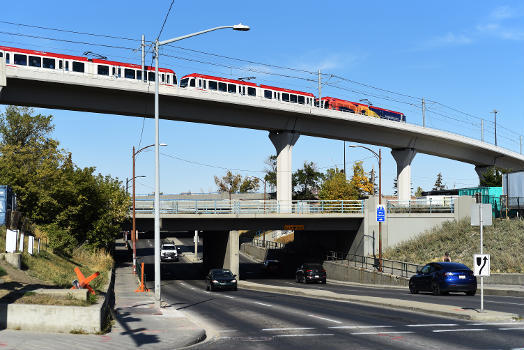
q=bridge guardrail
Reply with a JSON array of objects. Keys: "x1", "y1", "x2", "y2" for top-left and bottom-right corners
[
  {"x1": 133, "y1": 199, "x2": 364, "y2": 215},
  {"x1": 387, "y1": 197, "x2": 455, "y2": 214},
  {"x1": 252, "y1": 239, "x2": 285, "y2": 250}
]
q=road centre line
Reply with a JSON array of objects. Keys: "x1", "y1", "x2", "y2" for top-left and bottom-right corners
[
  {"x1": 254, "y1": 302, "x2": 272, "y2": 307},
  {"x1": 223, "y1": 295, "x2": 235, "y2": 299},
  {"x1": 329, "y1": 325, "x2": 392, "y2": 329},
  {"x1": 485, "y1": 300, "x2": 524, "y2": 306},
  {"x1": 275, "y1": 333, "x2": 334, "y2": 338},
  {"x1": 407, "y1": 323, "x2": 458, "y2": 327},
  {"x1": 263, "y1": 327, "x2": 315, "y2": 331},
  {"x1": 470, "y1": 322, "x2": 523, "y2": 326},
  {"x1": 499, "y1": 327, "x2": 524, "y2": 331},
  {"x1": 351, "y1": 331, "x2": 414, "y2": 335},
  {"x1": 433, "y1": 329, "x2": 486, "y2": 333},
  {"x1": 308, "y1": 314, "x2": 343, "y2": 324}
]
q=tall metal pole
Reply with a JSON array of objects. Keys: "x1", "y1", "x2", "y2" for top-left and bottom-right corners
[
  {"x1": 141, "y1": 35, "x2": 145, "y2": 82},
  {"x1": 422, "y1": 98, "x2": 426, "y2": 127},
  {"x1": 481, "y1": 119, "x2": 484, "y2": 142},
  {"x1": 194, "y1": 230, "x2": 198, "y2": 262},
  {"x1": 378, "y1": 148, "x2": 382, "y2": 272},
  {"x1": 318, "y1": 69, "x2": 322, "y2": 108},
  {"x1": 520, "y1": 135, "x2": 522, "y2": 154},
  {"x1": 154, "y1": 40, "x2": 161, "y2": 308},
  {"x1": 479, "y1": 196, "x2": 484, "y2": 312},
  {"x1": 492, "y1": 109, "x2": 498, "y2": 146},
  {"x1": 132, "y1": 147, "x2": 137, "y2": 274},
  {"x1": 343, "y1": 141, "x2": 346, "y2": 179}
]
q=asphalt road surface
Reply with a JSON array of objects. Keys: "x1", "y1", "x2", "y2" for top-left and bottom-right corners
[{"x1": 136, "y1": 238, "x2": 524, "y2": 350}]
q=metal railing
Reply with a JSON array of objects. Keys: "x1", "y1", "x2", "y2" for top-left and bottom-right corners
[
  {"x1": 387, "y1": 197, "x2": 455, "y2": 214},
  {"x1": 133, "y1": 199, "x2": 364, "y2": 215},
  {"x1": 252, "y1": 239, "x2": 285, "y2": 250},
  {"x1": 327, "y1": 252, "x2": 423, "y2": 278}
]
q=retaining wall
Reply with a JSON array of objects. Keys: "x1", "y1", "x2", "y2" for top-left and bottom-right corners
[
  {"x1": 240, "y1": 243, "x2": 267, "y2": 261},
  {"x1": 324, "y1": 260, "x2": 409, "y2": 287}
]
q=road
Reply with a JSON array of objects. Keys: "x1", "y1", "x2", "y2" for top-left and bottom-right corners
[{"x1": 136, "y1": 238, "x2": 524, "y2": 350}]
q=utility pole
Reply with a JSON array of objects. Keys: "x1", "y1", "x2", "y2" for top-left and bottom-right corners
[
  {"x1": 520, "y1": 135, "x2": 522, "y2": 154},
  {"x1": 481, "y1": 119, "x2": 484, "y2": 142},
  {"x1": 422, "y1": 98, "x2": 426, "y2": 127},
  {"x1": 318, "y1": 69, "x2": 322, "y2": 108},
  {"x1": 343, "y1": 141, "x2": 346, "y2": 179},
  {"x1": 491, "y1": 109, "x2": 498, "y2": 146},
  {"x1": 141, "y1": 35, "x2": 146, "y2": 82}
]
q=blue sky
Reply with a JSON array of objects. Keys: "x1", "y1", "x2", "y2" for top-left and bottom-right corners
[{"x1": 1, "y1": 1, "x2": 523, "y2": 195}]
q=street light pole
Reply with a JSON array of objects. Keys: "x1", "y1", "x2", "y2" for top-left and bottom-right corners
[
  {"x1": 153, "y1": 23, "x2": 250, "y2": 309},
  {"x1": 349, "y1": 145, "x2": 382, "y2": 272},
  {"x1": 491, "y1": 109, "x2": 498, "y2": 146}
]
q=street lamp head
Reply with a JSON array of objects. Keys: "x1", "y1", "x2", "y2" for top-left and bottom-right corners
[
  {"x1": 160, "y1": 143, "x2": 168, "y2": 147},
  {"x1": 233, "y1": 23, "x2": 250, "y2": 31}
]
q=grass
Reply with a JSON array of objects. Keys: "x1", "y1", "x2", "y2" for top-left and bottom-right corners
[
  {"x1": 383, "y1": 218, "x2": 524, "y2": 273},
  {"x1": 276, "y1": 232, "x2": 295, "y2": 245},
  {"x1": 14, "y1": 292, "x2": 91, "y2": 306},
  {"x1": 0, "y1": 265, "x2": 6, "y2": 277}
]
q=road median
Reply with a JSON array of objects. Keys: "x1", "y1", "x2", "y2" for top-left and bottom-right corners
[{"x1": 238, "y1": 280, "x2": 520, "y2": 322}]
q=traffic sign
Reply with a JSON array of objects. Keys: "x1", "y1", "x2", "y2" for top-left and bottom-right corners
[
  {"x1": 376, "y1": 205, "x2": 385, "y2": 222},
  {"x1": 473, "y1": 254, "x2": 490, "y2": 277},
  {"x1": 284, "y1": 225, "x2": 304, "y2": 230}
]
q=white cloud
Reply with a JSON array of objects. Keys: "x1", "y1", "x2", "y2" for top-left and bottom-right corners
[
  {"x1": 425, "y1": 32, "x2": 473, "y2": 48},
  {"x1": 490, "y1": 6, "x2": 516, "y2": 20}
]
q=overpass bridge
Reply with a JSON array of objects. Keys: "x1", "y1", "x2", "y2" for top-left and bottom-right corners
[{"x1": 1, "y1": 58, "x2": 523, "y2": 207}]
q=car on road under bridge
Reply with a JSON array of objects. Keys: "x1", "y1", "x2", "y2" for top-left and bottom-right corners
[
  {"x1": 205, "y1": 269, "x2": 238, "y2": 291},
  {"x1": 295, "y1": 263, "x2": 326, "y2": 284}
]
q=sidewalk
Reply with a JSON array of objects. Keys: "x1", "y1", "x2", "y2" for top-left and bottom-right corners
[{"x1": 0, "y1": 240, "x2": 206, "y2": 350}]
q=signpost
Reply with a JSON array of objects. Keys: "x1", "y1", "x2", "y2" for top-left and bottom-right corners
[{"x1": 471, "y1": 199, "x2": 492, "y2": 312}]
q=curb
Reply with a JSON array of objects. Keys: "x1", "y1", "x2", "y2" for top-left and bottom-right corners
[{"x1": 238, "y1": 281, "x2": 520, "y2": 322}]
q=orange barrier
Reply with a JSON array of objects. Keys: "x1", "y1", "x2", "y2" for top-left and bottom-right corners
[
  {"x1": 135, "y1": 262, "x2": 149, "y2": 292},
  {"x1": 71, "y1": 267, "x2": 100, "y2": 295}
]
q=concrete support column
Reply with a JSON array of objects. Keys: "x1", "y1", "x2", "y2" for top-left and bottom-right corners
[
  {"x1": 202, "y1": 231, "x2": 239, "y2": 277},
  {"x1": 391, "y1": 148, "x2": 417, "y2": 201},
  {"x1": 474, "y1": 165, "x2": 491, "y2": 186},
  {"x1": 269, "y1": 131, "x2": 300, "y2": 212}
]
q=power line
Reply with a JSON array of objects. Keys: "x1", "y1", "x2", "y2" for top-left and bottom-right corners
[{"x1": 156, "y1": 0, "x2": 176, "y2": 41}]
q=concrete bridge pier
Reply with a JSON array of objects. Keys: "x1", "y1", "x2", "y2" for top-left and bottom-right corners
[
  {"x1": 269, "y1": 131, "x2": 300, "y2": 212},
  {"x1": 202, "y1": 231, "x2": 239, "y2": 276},
  {"x1": 391, "y1": 148, "x2": 417, "y2": 201},
  {"x1": 474, "y1": 165, "x2": 492, "y2": 186}
]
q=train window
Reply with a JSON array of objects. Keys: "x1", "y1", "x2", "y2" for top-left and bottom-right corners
[
  {"x1": 218, "y1": 82, "x2": 227, "y2": 92},
  {"x1": 65, "y1": 61, "x2": 69, "y2": 71},
  {"x1": 29, "y1": 56, "x2": 42, "y2": 68},
  {"x1": 290, "y1": 94, "x2": 297, "y2": 103},
  {"x1": 72, "y1": 61, "x2": 84, "y2": 73},
  {"x1": 124, "y1": 68, "x2": 135, "y2": 79},
  {"x1": 190, "y1": 79, "x2": 195, "y2": 87},
  {"x1": 166, "y1": 75, "x2": 170, "y2": 84},
  {"x1": 298, "y1": 96, "x2": 305, "y2": 104},
  {"x1": 209, "y1": 81, "x2": 217, "y2": 90},
  {"x1": 148, "y1": 72, "x2": 155, "y2": 81},
  {"x1": 227, "y1": 84, "x2": 236, "y2": 93},
  {"x1": 180, "y1": 78, "x2": 189, "y2": 88},
  {"x1": 198, "y1": 79, "x2": 202, "y2": 88},
  {"x1": 282, "y1": 93, "x2": 290, "y2": 102},
  {"x1": 137, "y1": 70, "x2": 142, "y2": 80},
  {"x1": 98, "y1": 65, "x2": 109, "y2": 76},
  {"x1": 43, "y1": 58, "x2": 55, "y2": 69},
  {"x1": 248, "y1": 87, "x2": 256, "y2": 96},
  {"x1": 161, "y1": 74, "x2": 165, "y2": 83},
  {"x1": 264, "y1": 90, "x2": 272, "y2": 99},
  {"x1": 203, "y1": 80, "x2": 206, "y2": 89},
  {"x1": 5, "y1": 53, "x2": 9, "y2": 64},
  {"x1": 0, "y1": 52, "x2": 2, "y2": 58},
  {"x1": 14, "y1": 54, "x2": 27, "y2": 66},
  {"x1": 117, "y1": 68, "x2": 121, "y2": 78},
  {"x1": 59, "y1": 60, "x2": 63, "y2": 69}
]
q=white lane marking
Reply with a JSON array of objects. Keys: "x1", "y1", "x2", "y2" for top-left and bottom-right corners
[
  {"x1": 275, "y1": 333, "x2": 334, "y2": 338},
  {"x1": 254, "y1": 302, "x2": 272, "y2": 307},
  {"x1": 223, "y1": 295, "x2": 235, "y2": 299},
  {"x1": 499, "y1": 327, "x2": 524, "y2": 331},
  {"x1": 433, "y1": 329, "x2": 486, "y2": 333},
  {"x1": 329, "y1": 325, "x2": 392, "y2": 329},
  {"x1": 407, "y1": 323, "x2": 458, "y2": 327},
  {"x1": 470, "y1": 322, "x2": 523, "y2": 326},
  {"x1": 352, "y1": 331, "x2": 414, "y2": 335},
  {"x1": 263, "y1": 327, "x2": 315, "y2": 331},
  {"x1": 308, "y1": 314, "x2": 342, "y2": 324},
  {"x1": 486, "y1": 300, "x2": 524, "y2": 306}
]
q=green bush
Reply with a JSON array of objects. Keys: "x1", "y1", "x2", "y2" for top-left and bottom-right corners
[{"x1": 46, "y1": 223, "x2": 77, "y2": 256}]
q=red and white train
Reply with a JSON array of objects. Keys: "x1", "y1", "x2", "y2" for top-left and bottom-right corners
[{"x1": 0, "y1": 45, "x2": 405, "y2": 122}]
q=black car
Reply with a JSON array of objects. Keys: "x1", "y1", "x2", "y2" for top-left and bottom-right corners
[
  {"x1": 263, "y1": 259, "x2": 280, "y2": 274},
  {"x1": 205, "y1": 269, "x2": 238, "y2": 291},
  {"x1": 296, "y1": 263, "x2": 326, "y2": 284},
  {"x1": 409, "y1": 262, "x2": 477, "y2": 296}
]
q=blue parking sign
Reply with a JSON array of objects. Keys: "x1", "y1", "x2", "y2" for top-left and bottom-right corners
[{"x1": 376, "y1": 205, "x2": 385, "y2": 222}]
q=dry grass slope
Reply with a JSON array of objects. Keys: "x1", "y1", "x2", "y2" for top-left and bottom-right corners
[{"x1": 383, "y1": 218, "x2": 524, "y2": 273}]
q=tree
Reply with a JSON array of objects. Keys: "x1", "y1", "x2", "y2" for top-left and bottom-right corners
[
  {"x1": 348, "y1": 161, "x2": 374, "y2": 198},
  {"x1": 319, "y1": 168, "x2": 358, "y2": 200},
  {"x1": 415, "y1": 186, "x2": 424, "y2": 197},
  {"x1": 292, "y1": 161, "x2": 324, "y2": 200},
  {"x1": 214, "y1": 171, "x2": 260, "y2": 200},
  {"x1": 368, "y1": 169, "x2": 378, "y2": 195},
  {"x1": 263, "y1": 155, "x2": 277, "y2": 192},
  {"x1": 479, "y1": 167, "x2": 503, "y2": 187},
  {"x1": 432, "y1": 173, "x2": 446, "y2": 191}
]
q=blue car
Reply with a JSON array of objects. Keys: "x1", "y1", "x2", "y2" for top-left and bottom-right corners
[{"x1": 409, "y1": 262, "x2": 477, "y2": 296}]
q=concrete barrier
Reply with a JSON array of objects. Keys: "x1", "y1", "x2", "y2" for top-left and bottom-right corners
[
  {"x1": 240, "y1": 243, "x2": 267, "y2": 261},
  {"x1": 0, "y1": 268, "x2": 114, "y2": 333},
  {"x1": 4, "y1": 253, "x2": 21, "y2": 269},
  {"x1": 484, "y1": 273, "x2": 524, "y2": 286},
  {"x1": 324, "y1": 260, "x2": 409, "y2": 287},
  {"x1": 34, "y1": 288, "x2": 88, "y2": 301}
]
